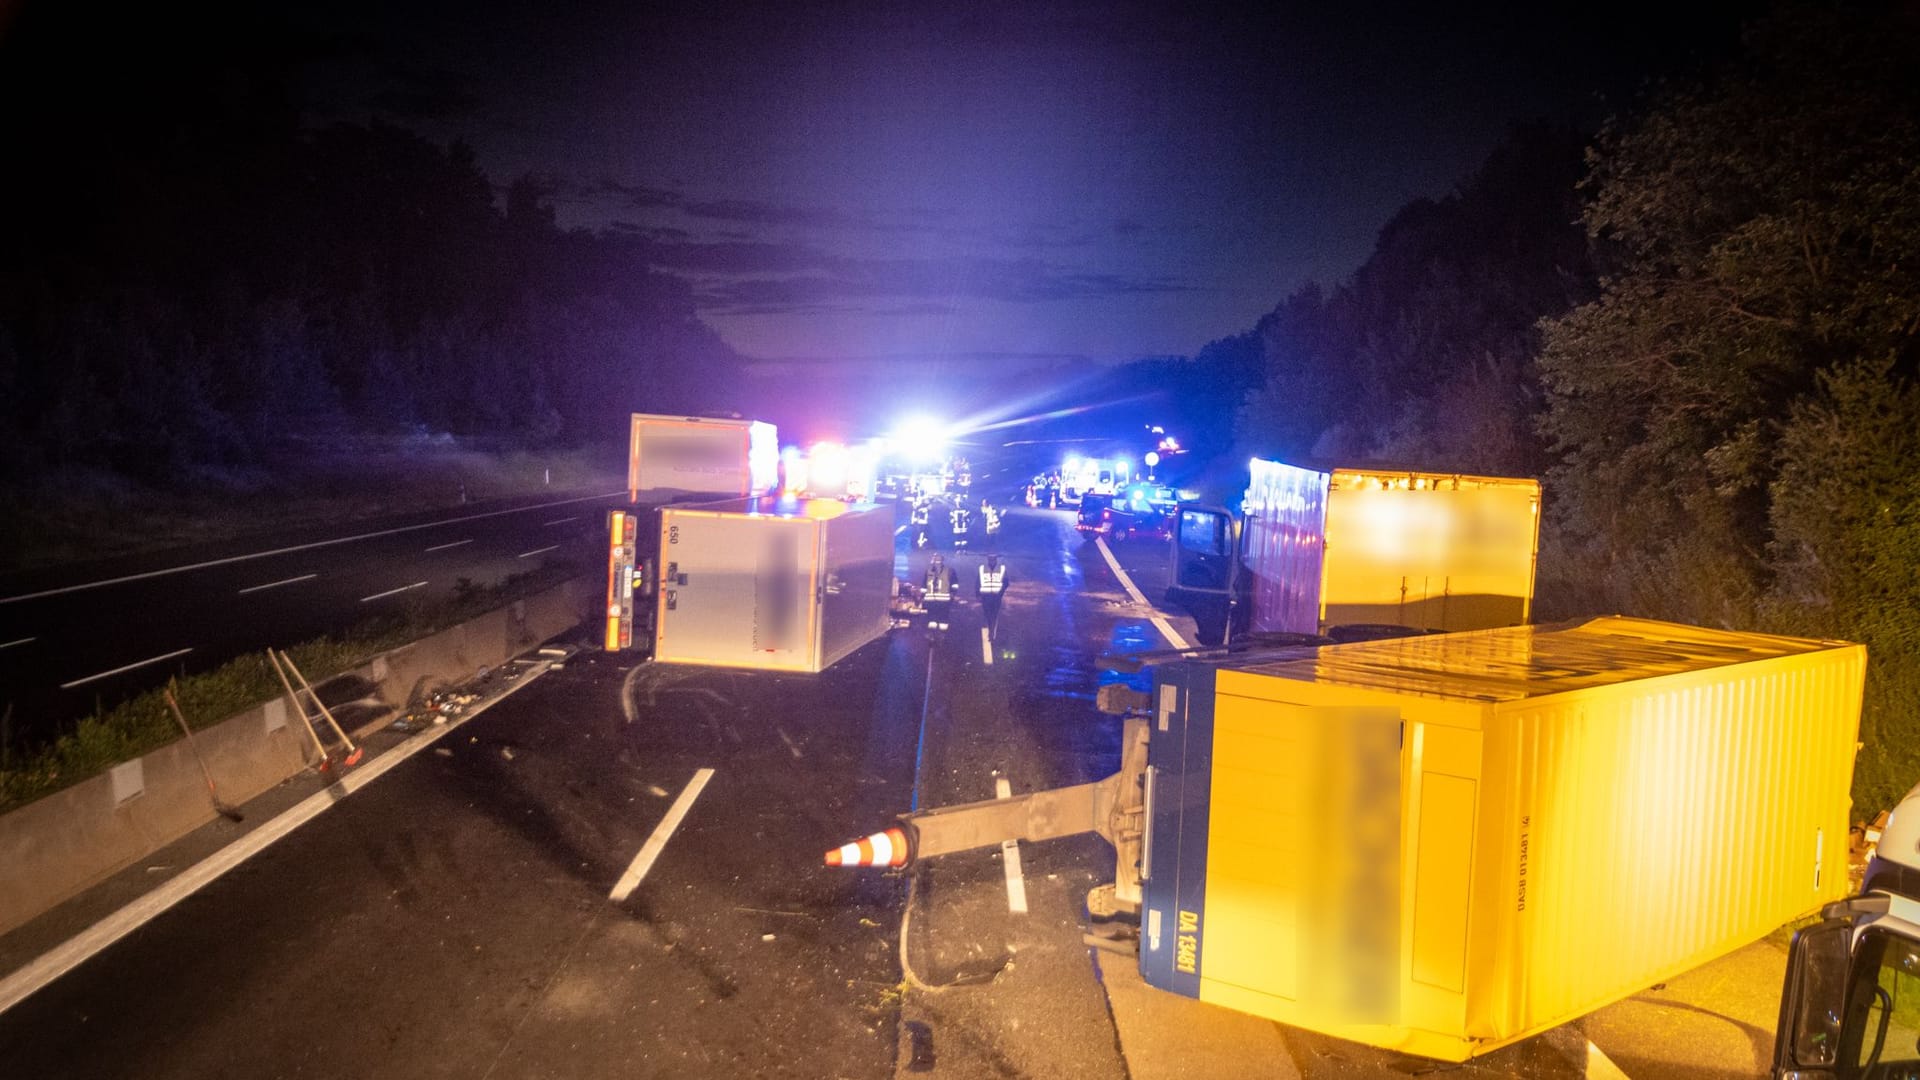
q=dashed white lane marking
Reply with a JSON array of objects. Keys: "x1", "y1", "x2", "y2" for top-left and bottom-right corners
[
  {"x1": 0, "y1": 658, "x2": 554, "y2": 1016},
  {"x1": 542, "y1": 516, "x2": 577, "y2": 527},
  {"x1": 0, "y1": 490, "x2": 624, "y2": 606},
  {"x1": 518, "y1": 545, "x2": 560, "y2": 559},
  {"x1": 237, "y1": 573, "x2": 317, "y2": 595},
  {"x1": 1091, "y1": 537, "x2": 1190, "y2": 649},
  {"x1": 610, "y1": 768, "x2": 716, "y2": 903},
  {"x1": 59, "y1": 647, "x2": 194, "y2": 689},
  {"x1": 995, "y1": 777, "x2": 1029, "y2": 915},
  {"x1": 425, "y1": 539, "x2": 472, "y2": 553},
  {"x1": 980, "y1": 626, "x2": 994, "y2": 665},
  {"x1": 359, "y1": 581, "x2": 428, "y2": 602},
  {"x1": 0, "y1": 637, "x2": 34, "y2": 651}
]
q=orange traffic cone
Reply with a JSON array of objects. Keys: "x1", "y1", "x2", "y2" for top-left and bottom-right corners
[{"x1": 824, "y1": 826, "x2": 910, "y2": 868}]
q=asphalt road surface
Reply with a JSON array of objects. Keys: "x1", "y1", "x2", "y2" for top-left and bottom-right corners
[
  {"x1": 0, "y1": 502, "x2": 1796, "y2": 1078},
  {"x1": 0, "y1": 489, "x2": 625, "y2": 744}
]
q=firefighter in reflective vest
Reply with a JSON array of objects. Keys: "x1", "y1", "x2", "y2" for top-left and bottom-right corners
[
  {"x1": 949, "y1": 501, "x2": 971, "y2": 548},
  {"x1": 924, "y1": 553, "x2": 955, "y2": 631},
  {"x1": 910, "y1": 495, "x2": 931, "y2": 548},
  {"x1": 977, "y1": 553, "x2": 1007, "y2": 640}
]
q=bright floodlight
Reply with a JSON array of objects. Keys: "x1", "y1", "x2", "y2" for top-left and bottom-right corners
[
  {"x1": 892, "y1": 416, "x2": 947, "y2": 462},
  {"x1": 809, "y1": 441, "x2": 849, "y2": 493},
  {"x1": 1145, "y1": 451, "x2": 1160, "y2": 467}
]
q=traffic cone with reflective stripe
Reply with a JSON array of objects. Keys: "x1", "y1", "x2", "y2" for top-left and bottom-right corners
[{"x1": 824, "y1": 826, "x2": 910, "y2": 868}]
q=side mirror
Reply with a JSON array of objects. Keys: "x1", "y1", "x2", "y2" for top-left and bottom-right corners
[{"x1": 1773, "y1": 917, "x2": 1851, "y2": 1077}]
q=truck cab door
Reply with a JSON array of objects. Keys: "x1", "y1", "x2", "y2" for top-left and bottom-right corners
[
  {"x1": 1773, "y1": 916, "x2": 1852, "y2": 1078},
  {"x1": 1165, "y1": 505, "x2": 1242, "y2": 646}
]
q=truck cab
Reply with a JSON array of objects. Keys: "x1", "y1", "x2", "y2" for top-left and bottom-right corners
[
  {"x1": 1164, "y1": 504, "x2": 1246, "y2": 645},
  {"x1": 1776, "y1": 782, "x2": 1920, "y2": 1079}
]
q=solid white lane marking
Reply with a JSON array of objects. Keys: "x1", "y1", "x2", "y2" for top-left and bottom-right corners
[
  {"x1": 0, "y1": 637, "x2": 34, "y2": 651},
  {"x1": 610, "y1": 768, "x2": 716, "y2": 902},
  {"x1": 541, "y1": 516, "x2": 577, "y2": 527},
  {"x1": 237, "y1": 573, "x2": 317, "y2": 595},
  {"x1": 1586, "y1": 1040, "x2": 1632, "y2": 1079},
  {"x1": 995, "y1": 777, "x2": 1028, "y2": 915},
  {"x1": 0, "y1": 490, "x2": 625, "y2": 606},
  {"x1": 1092, "y1": 537, "x2": 1190, "y2": 649},
  {"x1": 0, "y1": 659, "x2": 554, "y2": 1016},
  {"x1": 359, "y1": 581, "x2": 428, "y2": 602},
  {"x1": 425, "y1": 539, "x2": 472, "y2": 553},
  {"x1": 980, "y1": 626, "x2": 993, "y2": 665},
  {"x1": 517, "y1": 545, "x2": 560, "y2": 559},
  {"x1": 60, "y1": 647, "x2": 194, "y2": 689}
]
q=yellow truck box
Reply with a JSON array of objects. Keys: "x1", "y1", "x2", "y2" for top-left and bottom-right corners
[
  {"x1": 1244, "y1": 460, "x2": 1541, "y2": 634},
  {"x1": 1138, "y1": 616, "x2": 1864, "y2": 1060}
]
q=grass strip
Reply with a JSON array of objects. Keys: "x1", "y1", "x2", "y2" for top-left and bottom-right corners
[{"x1": 0, "y1": 561, "x2": 584, "y2": 814}]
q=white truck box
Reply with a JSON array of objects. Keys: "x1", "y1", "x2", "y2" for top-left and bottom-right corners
[
  {"x1": 652, "y1": 497, "x2": 894, "y2": 672},
  {"x1": 628, "y1": 413, "x2": 779, "y2": 501}
]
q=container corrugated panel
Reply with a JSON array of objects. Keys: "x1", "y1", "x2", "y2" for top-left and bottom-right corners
[
  {"x1": 1139, "y1": 616, "x2": 1864, "y2": 1060},
  {"x1": 1244, "y1": 460, "x2": 1330, "y2": 636}
]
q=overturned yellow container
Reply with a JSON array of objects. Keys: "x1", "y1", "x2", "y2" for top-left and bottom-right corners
[{"x1": 1137, "y1": 616, "x2": 1864, "y2": 1061}]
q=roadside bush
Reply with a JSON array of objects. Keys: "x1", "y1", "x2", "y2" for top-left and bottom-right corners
[{"x1": 0, "y1": 562, "x2": 581, "y2": 814}]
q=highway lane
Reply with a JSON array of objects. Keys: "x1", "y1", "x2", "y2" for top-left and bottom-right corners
[
  {"x1": 0, "y1": 489, "x2": 627, "y2": 744},
  {"x1": 0, "y1": 495, "x2": 1793, "y2": 1078},
  {"x1": 0, "y1": 629, "x2": 921, "y2": 1077},
  {"x1": 0, "y1": 500, "x2": 1148, "y2": 1079}
]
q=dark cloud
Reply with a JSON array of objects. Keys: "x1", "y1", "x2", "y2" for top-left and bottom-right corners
[
  {"x1": 679, "y1": 198, "x2": 862, "y2": 230},
  {"x1": 684, "y1": 250, "x2": 1191, "y2": 315},
  {"x1": 592, "y1": 179, "x2": 684, "y2": 208},
  {"x1": 644, "y1": 239, "x2": 826, "y2": 275},
  {"x1": 607, "y1": 221, "x2": 693, "y2": 240},
  {"x1": 583, "y1": 181, "x2": 1089, "y2": 250}
]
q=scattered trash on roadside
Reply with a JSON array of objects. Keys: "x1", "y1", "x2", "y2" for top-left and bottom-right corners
[
  {"x1": 501, "y1": 747, "x2": 515, "y2": 761},
  {"x1": 434, "y1": 748, "x2": 453, "y2": 757},
  {"x1": 761, "y1": 934, "x2": 776, "y2": 942},
  {"x1": 646, "y1": 783, "x2": 668, "y2": 797}
]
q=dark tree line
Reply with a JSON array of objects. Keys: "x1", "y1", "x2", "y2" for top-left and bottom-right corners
[
  {"x1": 0, "y1": 5, "x2": 739, "y2": 488},
  {"x1": 1213, "y1": 4, "x2": 1920, "y2": 808},
  {"x1": 1233, "y1": 120, "x2": 1598, "y2": 478}
]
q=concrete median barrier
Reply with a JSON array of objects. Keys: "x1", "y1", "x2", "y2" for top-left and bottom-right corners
[{"x1": 0, "y1": 576, "x2": 594, "y2": 937}]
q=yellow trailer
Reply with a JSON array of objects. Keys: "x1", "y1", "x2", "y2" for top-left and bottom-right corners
[{"x1": 1138, "y1": 616, "x2": 1864, "y2": 1060}]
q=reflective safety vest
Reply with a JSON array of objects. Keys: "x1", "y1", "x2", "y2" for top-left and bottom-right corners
[
  {"x1": 925, "y1": 565, "x2": 954, "y2": 601},
  {"x1": 977, "y1": 565, "x2": 1005, "y2": 594}
]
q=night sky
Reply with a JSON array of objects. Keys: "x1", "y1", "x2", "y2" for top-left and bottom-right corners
[
  {"x1": 281, "y1": 1, "x2": 1759, "y2": 370},
  {"x1": 10, "y1": 1, "x2": 1762, "y2": 371}
]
